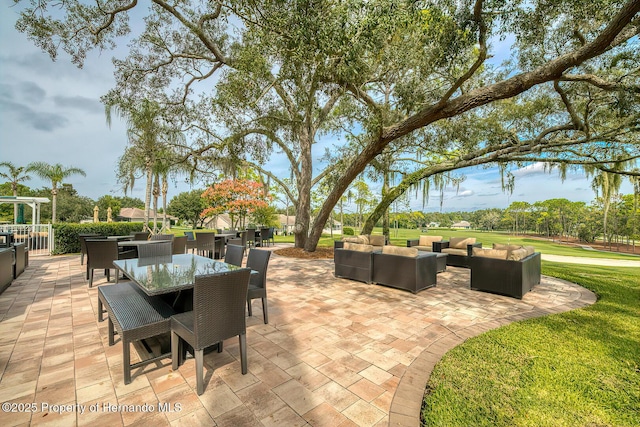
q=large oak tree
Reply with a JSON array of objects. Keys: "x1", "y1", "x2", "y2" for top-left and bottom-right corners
[{"x1": 15, "y1": 0, "x2": 640, "y2": 249}]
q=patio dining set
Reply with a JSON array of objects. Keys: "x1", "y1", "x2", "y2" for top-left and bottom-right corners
[{"x1": 78, "y1": 231, "x2": 273, "y2": 395}]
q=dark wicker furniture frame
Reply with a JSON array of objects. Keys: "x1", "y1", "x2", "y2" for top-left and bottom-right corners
[
  {"x1": 171, "y1": 269, "x2": 251, "y2": 395},
  {"x1": 469, "y1": 252, "x2": 542, "y2": 299},
  {"x1": 334, "y1": 247, "x2": 376, "y2": 284},
  {"x1": 98, "y1": 283, "x2": 175, "y2": 384},
  {"x1": 372, "y1": 251, "x2": 438, "y2": 293}
]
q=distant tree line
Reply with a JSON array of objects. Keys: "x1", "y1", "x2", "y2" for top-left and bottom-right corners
[{"x1": 339, "y1": 195, "x2": 639, "y2": 250}]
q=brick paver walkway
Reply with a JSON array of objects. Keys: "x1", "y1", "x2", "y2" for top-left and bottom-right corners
[{"x1": 0, "y1": 249, "x2": 595, "y2": 426}]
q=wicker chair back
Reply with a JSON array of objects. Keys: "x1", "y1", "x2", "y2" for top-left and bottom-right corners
[
  {"x1": 172, "y1": 235, "x2": 187, "y2": 254},
  {"x1": 225, "y1": 244, "x2": 245, "y2": 267},
  {"x1": 192, "y1": 269, "x2": 251, "y2": 349}
]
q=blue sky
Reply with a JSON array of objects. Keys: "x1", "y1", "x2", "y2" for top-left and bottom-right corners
[{"x1": 0, "y1": 5, "x2": 633, "y2": 214}]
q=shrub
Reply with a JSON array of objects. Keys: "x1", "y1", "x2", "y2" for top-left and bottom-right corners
[
  {"x1": 343, "y1": 227, "x2": 355, "y2": 236},
  {"x1": 52, "y1": 222, "x2": 146, "y2": 254}
]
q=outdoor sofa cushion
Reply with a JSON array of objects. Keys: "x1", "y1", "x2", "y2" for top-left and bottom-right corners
[
  {"x1": 449, "y1": 237, "x2": 476, "y2": 249},
  {"x1": 343, "y1": 242, "x2": 375, "y2": 252},
  {"x1": 343, "y1": 236, "x2": 369, "y2": 244},
  {"x1": 441, "y1": 247, "x2": 468, "y2": 256},
  {"x1": 342, "y1": 234, "x2": 386, "y2": 247},
  {"x1": 419, "y1": 235, "x2": 443, "y2": 246},
  {"x1": 472, "y1": 247, "x2": 508, "y2": 259},
  {"x1": 381, "y1": 245, "x2": 418, "y2": 257},
  {"x1": 491, "y1": 244, "x2": 536, "y2": 260}
]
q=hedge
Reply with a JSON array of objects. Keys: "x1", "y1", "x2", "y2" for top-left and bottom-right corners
[
  {"x1": 52, "y1": 223, "x2": 146, "y2": 255},
  {"x1": 343, "y1": 227, "x2": 355, "y2": 236}
]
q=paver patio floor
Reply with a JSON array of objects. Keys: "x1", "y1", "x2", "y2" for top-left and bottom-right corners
[{"x1": 0, "y1": 247, "x2": 595, "y2": 426}]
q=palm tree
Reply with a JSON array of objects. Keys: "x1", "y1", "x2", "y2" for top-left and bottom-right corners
[
  {"x1": 107, "y1": 99, "x2": 185, "y2": 234},
  {"x1": 0, "y1": 162, "x2": 36, "y2": 222},
  {"x1": 30, "y1": 162, "x2": 86, "y2": 223},
  {"x1": 590, "y1": 169, "x2": 623, "y2": 248}
]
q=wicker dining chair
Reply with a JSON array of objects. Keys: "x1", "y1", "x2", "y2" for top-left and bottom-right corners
[
  {"x1": 184, "y1": 231, "x2": 197, "y2": 253},
  {"x1": 79, "y1": 233, "x2": 101, "y2": 266},
  {"x1": 172, "y1": 235, "x2": 187, "y2": 254},
  {"x1": 237, "y1": 231, "x2": 247, "y2": 249},
  {"x1": 246, "y1": 229, "x2": 256, "y2": 248},
  {"x1": 259, "y1": 228, "x2": 271, "y2": 247},
  {"x1": 85, "y1": 239, "x2": 136, "y2": 287},
  {"x1": 227, "y1": 237, "x2": 243, "y2": 247},
  {"x1": 150, "y1": 233, "x2": 174, "y2": 241},
  {"x1": 246, "y1": 248, "x2": 272, "y2": 324},
  {"x1": 171, "y1": 269, "x2": 251, "y2": 395},
  {"x1": 196, "y1": 233, "x2": 217, "y2": 258},
  {"x1": 137, "y1": 241, "x2": 173, "y2": 259},
  {"x1": 224, "y1": 244, "x2": 245, "y2": 267},
  {"x1": 132, "y1": 231, "x2": 150, "y2": 241}
]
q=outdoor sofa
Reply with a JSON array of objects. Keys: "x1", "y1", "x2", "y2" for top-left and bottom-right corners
[
  {"x1": 469, "y1": 244, "x2": 541, "y2": 299},
  {"x1": 372, "y1": 246, "x2": 438, "y2": 293},
  {"x1": 434, "y1": 237, "x2": 482, "y2": 267}
]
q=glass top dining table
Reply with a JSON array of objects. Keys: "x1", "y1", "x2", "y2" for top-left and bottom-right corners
[{"x1": 113, "y1": 253, "x2": 250, "y2": 296}]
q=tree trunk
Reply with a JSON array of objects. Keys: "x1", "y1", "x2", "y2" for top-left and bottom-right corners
[
  {"x1": 297, "y1": 134, "x2": 313, "y2": 249},
  {"x1": 51, "y1": 186, "x2": 58, "y2": 224},
  {"x1": 152, "y1": 173, "x2": 160, "y2": 234},
  {"x1": 382, "y1": 172, "x2": 390, "y2": 238},
  {"x1": 12, "y1": 186, "x2": 18, "y2": 223},
  {"x1": 161, "y1": 175, "x2": 168, "y2": 230},
  {"x1": 144, "y1": 163, "x2": 152, "y2": 233}
]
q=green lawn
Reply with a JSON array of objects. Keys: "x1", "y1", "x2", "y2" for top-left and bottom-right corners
[
  {"x1": 381, "y1": 227, "x2": 640, "y2": 260},
  {"x1": 172, "y1": 226, "x2": 640, "y2": 260},
  {"x1": 421, "y1": 262, "x2": 640, "y2": 427}
]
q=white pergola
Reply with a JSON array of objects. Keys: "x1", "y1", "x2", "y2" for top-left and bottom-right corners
[{"x1": 0, "y1": 196, "x2": 50, "y2": 224}]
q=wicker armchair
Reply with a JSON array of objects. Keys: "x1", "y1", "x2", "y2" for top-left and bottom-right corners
[
  {"x1": 372, "y1": 246, "x2": 437, "y2": 293},
  {"x1": 246, "y1": 249, "x2": 272, "y2": 324},
  {"x1": 435, "y1": 237, "x2": 482, "y2": 267},
  {"x1": 334, "y1": 242, "x2": 377, "y2": 284},
  {"x1": 406, "y1": 235, "x2": 443, "y2": 252},
  {"x1": 171, "y1": 269, "x2": 252, "y2": 395},
  {"x1": 470, "y1": 246, "x2": 541, "y2": 299}
]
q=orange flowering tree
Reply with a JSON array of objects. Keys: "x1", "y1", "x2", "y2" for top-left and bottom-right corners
[{"x1": 201, "y1": 179, "x2": 271, "y2": 229}]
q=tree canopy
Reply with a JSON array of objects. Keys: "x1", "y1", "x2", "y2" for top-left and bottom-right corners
[{"x1": 15, "y1": 0, "x2": 640, "y2": 249}]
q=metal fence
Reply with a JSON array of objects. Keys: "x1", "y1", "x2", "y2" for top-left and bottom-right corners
[{"x1": 0, "y1": 224, "x2": 53, "y2": 256}]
